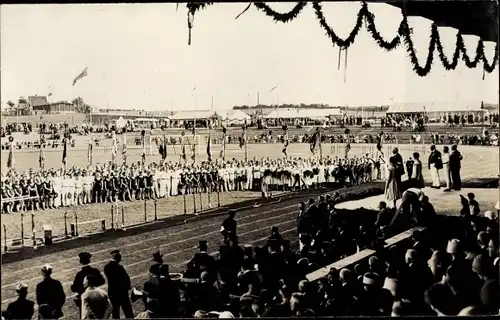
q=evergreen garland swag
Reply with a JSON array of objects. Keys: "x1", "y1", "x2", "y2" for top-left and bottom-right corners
[
  {"x1": 253, "y1": 2, "x2": 307, "y2": 23},
  {"x1": 184, "y1": 1, "x2": 498, "y2": 75}
]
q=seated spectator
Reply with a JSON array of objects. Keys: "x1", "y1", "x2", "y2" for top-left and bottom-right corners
[
  {"x1": 290, "y1": 292, "x2": 315, "y2": 317},
  {"x1": 424, "y1": 283, "x2": 456, "y2": 316}
]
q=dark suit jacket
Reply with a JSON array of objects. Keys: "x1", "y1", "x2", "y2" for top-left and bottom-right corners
[
  {"x1": 428, "y1": 150, "x2": 443, "y2": 169},
  {"x1": 103, "y1": 260, "x2": 131, "y2": 298},
  {"x1": 36, "y1": 277, "x2": 66, "y2": 318},
  {"x1": 449, "y1": 150, "x2": 463, "y2": 170},
  {"x1": 5, "y1": 298, "x2": 35, "y2": 320},
  {"x1": 71, "y1": 266, "x2": 106, "y2": 297}
]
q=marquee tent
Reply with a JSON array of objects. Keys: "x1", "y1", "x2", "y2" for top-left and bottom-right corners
[
  {"x1": 386, "y1": 102, "x2": 484, "y2": 114},
  {"x1": 263, "y1": 108, "x2": 342, "y2": 120}
]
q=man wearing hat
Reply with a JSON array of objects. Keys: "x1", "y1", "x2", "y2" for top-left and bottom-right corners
[
  {"x1": 186, "y1": 241, "x2": 216, "y2": 279},
  {"x1": 151, "y1": 250, "x2": 164, "y2": 269},
  {"x1": 36, "y1": 264, "x2": 66, "y2": 319},
  {"x1": 4, "y1": 284, "x2": 34, "y2": 320},
  {"x1": 221, "y1": 209, "x2": 237, "y2": 244},
  {"x1": 103, "y1": 250, "x2": 134, "y2": 319},
  {"x1": 71, "y1": 252, "x2": 106, "y2": 316}
]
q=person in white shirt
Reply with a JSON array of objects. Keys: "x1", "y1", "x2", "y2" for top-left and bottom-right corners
[{"x1": 441, "y1": 146, "x2": 452, "y2": 191}]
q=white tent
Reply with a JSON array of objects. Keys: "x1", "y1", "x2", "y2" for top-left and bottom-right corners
[
  {"x1": 387, "y1": 101, "x2": 484, "y2": 114},
  {"x1": 263, "y1": 108, "x2": 342, "y2": 119},
  {"x1": 218, "y1": 110, "x2": 251, "y2": 125}
]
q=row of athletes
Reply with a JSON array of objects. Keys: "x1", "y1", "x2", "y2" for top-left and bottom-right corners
[{"x1": 1, "y1": 155, "x2": 383, "y2": 214}]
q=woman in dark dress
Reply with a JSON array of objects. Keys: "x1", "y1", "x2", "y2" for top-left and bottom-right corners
[
  {"x1": 385, "y1": 156, "x2": 402, "y2": 209},
  {"x1": 410, "y1": 152, "x2": 425, "y2": 189}
]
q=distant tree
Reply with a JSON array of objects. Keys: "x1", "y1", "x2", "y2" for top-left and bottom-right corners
[
  {"x1": 72, "y1": 97, "x2": 91, "y2": 114},
  {"x1": 6, "y1": 100, "x2": 15, "y2": 108}
]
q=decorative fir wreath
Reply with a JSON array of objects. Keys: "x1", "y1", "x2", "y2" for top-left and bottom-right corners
[{"x1": 184, "y1": 1, "x2": 498, "y2": 76}]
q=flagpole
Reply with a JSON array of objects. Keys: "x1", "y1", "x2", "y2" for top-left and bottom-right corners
[
  {"x1": 244, "y1": 122, "x2": 248, "y2": 162},
  {"x1": 319, "y1": 128, "x2": 323, "y2": 159}
]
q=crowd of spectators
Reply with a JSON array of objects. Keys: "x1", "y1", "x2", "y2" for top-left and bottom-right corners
[{"x1": 4, "y1": 185, "x2": 498, "y2": 319}]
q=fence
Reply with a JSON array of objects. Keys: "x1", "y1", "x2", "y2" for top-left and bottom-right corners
[{"x1": 0, "y1": 187, "x2": 229, "y2": 253}]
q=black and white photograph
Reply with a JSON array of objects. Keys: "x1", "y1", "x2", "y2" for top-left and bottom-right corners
[{"x1": 0, "y1": 1, "x2": 499, "y2": 318}]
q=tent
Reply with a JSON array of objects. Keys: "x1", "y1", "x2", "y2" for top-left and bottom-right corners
[
  {"x1": 263, "y1": 108, "x2": 342, "y2": 120},
  {"x1": 169, "y1": 110, "x2": 218, "y2": 121},
  {"x1": 218, "y1": 110, "x2": 251, "y2": 125},
  {"x1": 386, "y1": 102, "x2": 484, "y2": 114}
]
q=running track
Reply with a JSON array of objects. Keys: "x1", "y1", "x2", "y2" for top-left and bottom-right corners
[{"x1": 1, "y1": 184, "x2": 371, "y2": 319}]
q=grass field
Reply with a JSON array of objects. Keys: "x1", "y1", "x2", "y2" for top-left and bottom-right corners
[{"x1": 1, "y1": 143, "x2": 497, "y2": 245}]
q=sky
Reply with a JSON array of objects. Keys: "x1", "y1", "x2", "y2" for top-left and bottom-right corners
[{"x1": 1, "y1": 2, "x2": 498, "y2": 111}]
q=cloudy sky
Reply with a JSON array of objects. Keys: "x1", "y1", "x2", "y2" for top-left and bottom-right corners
[{"x1": 1, "y1": 2, "x2": 498, "y2": 111}]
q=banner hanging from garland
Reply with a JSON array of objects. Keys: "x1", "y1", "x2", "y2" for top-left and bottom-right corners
[{"x1": 183, "y1": 1, "x2": 498, "y2": 76}]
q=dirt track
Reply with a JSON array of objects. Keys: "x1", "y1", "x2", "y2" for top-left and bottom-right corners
[{"x1": 2, "y1": 183, "x2": 360, "y2": 319}]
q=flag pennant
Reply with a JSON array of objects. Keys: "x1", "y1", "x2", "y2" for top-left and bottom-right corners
[
  {"x1": 72, "y1": 67, "x2": 88, "y2": 86},
  {"x1": 62, "y1": 138, "x2": 68, "y2": 165},
  {"x1": 111, "y1": 131, "x2": 118, "y2": 163},
  {"x1": 7, "y1": 143, "x2": 14, "y2": 169},
  {"x1": 207, "y1": 132, "x2": 212, "y2": 162},
  {"x1": 283, "y1": 126, "x2": 289, "y2": 157},
  {"x1": 181, "y1": 137, "x2": 187, "y2": 161},
  {"x1": 122, "y1": 132, "x2": 128, "y2": 164},
  {"x1": 309, "y1": 128, "x2": 320, "y2": 154},
  {"x1": 160, "y1": 134, "x2": 168, "y2": 161},
  {"x1": 39, "y1": 147, "x2": 45, "y2": 169}
]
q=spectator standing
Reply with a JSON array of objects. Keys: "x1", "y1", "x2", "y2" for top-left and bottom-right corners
[
  {"x1": 441, "y1": 146, "x2": 452, "y2": 191},
  {"x1": 103, "y1": 250, "x2": 134, "y2": 319},
  {"x1": 384, "y1": 156, "x2": 402, "y2": 209},
  {"x1": 410, "y1": 152, "x2": 425, "y2": 189},
  {"x1": 428, "y1": 145, "x2": 443, "y2": 189},
  {"x1": 71, "y1": 252, "x2": 106, "y2": 317},
  {"x1": 36, "y1": 264, "x2": 66, "y2": 319},
  {"x1": 81, "y1": 274, "x2": 113, "y2": 319},
  {"x1": 4, "y1": 284, "x2": 34, "y2": 320},
  {"x1": 449, "y1": 144, "x2": 463, "y2": 190}
]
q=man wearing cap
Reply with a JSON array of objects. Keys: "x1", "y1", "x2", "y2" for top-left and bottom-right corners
[
  {"x1": 4, "y1": 284, "x2": 34, "y2": 320},
  {"x1": 355, "y1": 272, "x2": 393, "y2": 316},
  {"x1": 104, "y1": 250, "x2": 134, "y2": 319},
  {"x1": 221, "y1": 209, "x2": 237, "y2": 244},
  {"x1": 71, "y1": 252, "x2": 106, "y2": 316},
  {"x1": 36, "y1": 264, "x2": 66, "y2": 319}
]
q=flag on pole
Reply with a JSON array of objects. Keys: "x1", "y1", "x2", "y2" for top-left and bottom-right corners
[
  {"x1": 62, "y1": 138, "x2": 68, "y2": 166},
  {"x1": 207, "y1": 131, "x2": 212, "y2": 162},
  {"x1": 122, "y1": 132, "x2": 128, "y2": 164},
  {"x1": 159, "y1": 134, "x2": 168, "y2": 161},
  {"x1": 282, "y1": 125, "x2": 289, "y2": 158},
  {"x1": 239, "y1": 125, "x2": 246, "y2": 148},
  {"x1": 72, "y1": 67, "x2": 88, "y2": 86},
  {"x1": 39, "y1": 147, "x2": 45, "y2": 170},
  {"x1": 309, "y1": 127, "x2": 320, "y2": 154},
  {"x1": 141, "y1": 130, "x2": 146, "y2": 165},
  {"x1": 376, "y1": 132, "x2": 383, "y2": 151},
  {"x1": 111, "y1": 130, "x2": 118, "y2": 163},
  {"x1": 181, "y1": 132, "x2": 186, "y2": 161},
  {"x1": 7, "y1": 138, "x2": 14, "y2": 169}
]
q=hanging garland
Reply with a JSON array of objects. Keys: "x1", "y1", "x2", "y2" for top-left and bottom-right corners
[
  {"x1": 364, "y1": 9, "x2": 401, "y2": 51},
  {"x1": 186, "y1": 2, "x2": 214, "y2": 45},
  {"x1": 311, "y1": 1, "x2": 497, "y2": 76},
  {"x1": 312, "y1": 1, "x2": 365, "y2": 49},
  {"x1": 183, "y1": 1, "x2": 498, "y2": 75},
  {"x1": 253, "y1": 2, "x2": 307, "y2": 23}
]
